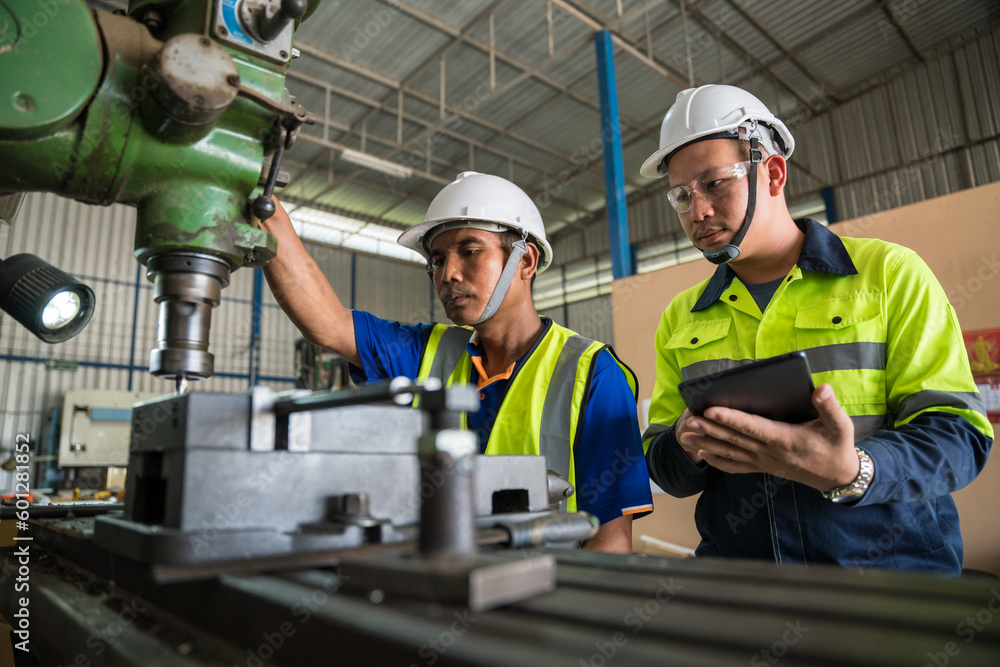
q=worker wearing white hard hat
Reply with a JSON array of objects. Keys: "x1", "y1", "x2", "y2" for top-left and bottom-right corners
[
  {"x1": 397, "y1": 171, "x2": 553, "y2": 324},
  {"x1": 259, "y1": 173, "x2": 652, "y2": 553},
  {"x1": 639, "y1": 83, "x2": 795, "y2": 265},
  {"x1": 642, "y1": 84, "x2": 991, "y2": 574}
]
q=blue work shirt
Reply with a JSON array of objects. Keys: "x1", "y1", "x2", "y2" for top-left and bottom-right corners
[{"x1": 351, "y1": 311, "x2": 653, "y2": 524}]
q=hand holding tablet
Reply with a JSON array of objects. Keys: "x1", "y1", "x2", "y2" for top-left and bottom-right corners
[{"x1": 678, "y1": 351, "x2": 819, "y2": 423}]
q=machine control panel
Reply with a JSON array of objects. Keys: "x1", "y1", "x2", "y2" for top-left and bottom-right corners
[{"x1": 213, "y1": 0, "x2": 304, "y2": 64}]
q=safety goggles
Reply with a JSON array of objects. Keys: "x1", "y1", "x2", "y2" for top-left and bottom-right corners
[{"x1": 666, "y1": 160, "x2": 754, "y2": 213}]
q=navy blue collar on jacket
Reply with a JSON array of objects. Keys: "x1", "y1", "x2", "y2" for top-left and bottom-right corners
[{"x1": 691, "y1": 218, "x2": 858, "y2": 312}]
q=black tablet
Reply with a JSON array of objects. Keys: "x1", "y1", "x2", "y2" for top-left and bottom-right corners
[{"x1": 677, "y1": 350, "x2": 819, "y2": 423}]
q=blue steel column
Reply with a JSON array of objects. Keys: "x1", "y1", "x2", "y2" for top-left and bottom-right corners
[
  {"x1": 249, "y1": 268, "x2": 263, "y2": 386},
  {"x1": 594, "y1": 30, "x2": 634, "y2": 279},
  {"x1": 127, "y1": 262, "x2": 141, "y2": 391},
  {"x1": 821, "y1": 186, "x2": 838, "y2": 225}
]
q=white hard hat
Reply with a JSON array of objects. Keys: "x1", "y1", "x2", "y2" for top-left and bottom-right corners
[
  {"x1": 640, "y1": 84, "x2": 795, "y2": 178},
  {"x1": 398, "y1": 171, "x2": 553, "y2": 273}
]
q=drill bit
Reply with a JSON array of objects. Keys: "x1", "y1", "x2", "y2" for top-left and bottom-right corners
[{"x1": 176, "y1": 376, "x2": 190, "y2": 394}]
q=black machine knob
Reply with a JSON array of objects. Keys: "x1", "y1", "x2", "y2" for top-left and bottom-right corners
[
  {"x1": 259, "y1": 0, "x2": 309, "y2": 43},
  {"x1": 251, "y1": 195, "x2": 277, "y2": 221}
]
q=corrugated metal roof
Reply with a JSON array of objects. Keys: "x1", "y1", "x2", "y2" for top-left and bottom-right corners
[
  {"x1": 696, "y1": 0, "x2": 784, "y2": 66},
  {"x1": 294, "y1": 3, "x2": 454, "y2": 81},
  {"x1": 272, "y1": 0, "x2": 1000, "y2": 262},
  {"x1": 511, "y1": 95, "x2": 604, "y2": 154},
  {"x1": 799, "y1": 18, "x2": 914, "y2": 91},
  {"x1": 758, "y1": 0, "x2": 872, "y2": 46},
  {"x1": 542, "y1": 39, "x2": 606, "y2": 88},
  {"x1": 892, "y1": 0, "x2": 999, "y2": 53},
  {"x1": 485, "y1": 1, "x2": 569, "y2": 68},
  {"x1": 614, "y1": 46, "x2": 684, "y2": 123},
  {"x1": 472, "y1": 78, "x2": 564, "y2": 128}
]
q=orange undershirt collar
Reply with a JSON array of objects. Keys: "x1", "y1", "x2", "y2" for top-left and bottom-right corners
[
  {"x1": 466, "y1": 319, "x2": 551, "y2": 392},
  {"x1": 470, "y1": 354, "x2": 516, "y2": 391}
]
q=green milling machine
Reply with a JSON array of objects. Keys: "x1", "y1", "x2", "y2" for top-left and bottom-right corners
[{"x1": 0, "y1": 0, "x2": 318, "y2": 389}]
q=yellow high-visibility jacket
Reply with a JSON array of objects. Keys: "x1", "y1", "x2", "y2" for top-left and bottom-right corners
[{"x1": 644, "y1": 218, "x2": 992, "y2": 573}]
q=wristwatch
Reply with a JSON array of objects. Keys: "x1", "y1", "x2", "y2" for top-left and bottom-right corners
[{"x1": 821, "y1": 447, "x2": 874, "y2": 503}]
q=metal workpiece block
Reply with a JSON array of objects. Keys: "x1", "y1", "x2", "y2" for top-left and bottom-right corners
[
  {"x1": 166, "y1": 450, "x2": 552, "y2": 533},
  {"x1": 339, "y1": 551, "x2": 557, "y2": 612},
  {"x1": 131, "y1": 392, "x2": 250, "y2": 452},
  {"x1": 302, "y1": 404, "x2": 424, "y2": 454},
  {"x1": 174, "y1": 450, "x2": 423, "y2": 532},
  {"x1": 474, "y1": 455, "x2": 550, "y2": 515},
  {"x1": 100, "y1": 449, "x2": 427, "y2": 563}
]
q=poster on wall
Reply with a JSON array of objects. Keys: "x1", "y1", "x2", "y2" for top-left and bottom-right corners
[{"x1": 963, "y1": 328, "x2": 1000, "y2": 423}]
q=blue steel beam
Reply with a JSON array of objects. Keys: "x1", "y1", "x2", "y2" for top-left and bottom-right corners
[
  {"x1": 127, "y1": 262, "x2": 141, "y2": 391},
  {"x1": 249, "y1": 268, "x2": 264, "y2": 386},
  {"x1": 821, "y1": 186, "x2": 838, "y2": 225},
  {"x1": 594, "y1": 30, "x2": 634, "y2": 279}
]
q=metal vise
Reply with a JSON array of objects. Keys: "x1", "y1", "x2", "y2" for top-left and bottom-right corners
[{"x1": 93, "y1": 381, "x2": 594, "y2": 570}]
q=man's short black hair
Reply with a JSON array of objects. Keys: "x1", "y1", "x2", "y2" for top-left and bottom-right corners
[{"x1": 729, "y1": 138, "x2": 751, "y2": 162}]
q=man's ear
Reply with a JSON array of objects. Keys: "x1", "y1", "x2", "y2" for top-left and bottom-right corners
[
  {"x1": 520, "y1": 241, "x2": 540, "y2": 281},
  {"x1": 765, "y1": 155, "x2": 787, "y2": 195}
]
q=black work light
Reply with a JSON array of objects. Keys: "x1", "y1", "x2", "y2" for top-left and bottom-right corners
[{"x1": 0, "y1": 253, "x2": 95, "y2": 343}]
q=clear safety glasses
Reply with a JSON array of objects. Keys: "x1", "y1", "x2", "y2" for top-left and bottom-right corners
[{"x1": 666, "y1": 160, "x2": 754, "y2": 213}]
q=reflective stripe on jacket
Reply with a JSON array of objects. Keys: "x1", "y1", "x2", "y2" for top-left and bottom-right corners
[
  {"x1": 417, "y1": 321, "x2": 638, "y2": 512},
  {"x1": 645, "y1": 234, "x2": 992, "y2": 446}
]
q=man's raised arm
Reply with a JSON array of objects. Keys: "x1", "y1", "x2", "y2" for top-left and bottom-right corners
[{"x1": 256, "y1": 198, "x2": 361, "y2": 368}]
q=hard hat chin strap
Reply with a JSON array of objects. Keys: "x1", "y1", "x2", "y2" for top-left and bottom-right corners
[
  {"x1": 703, "y1": 136, "x2": 763, "y2": 266},
  {"x1": 473, "y1": 234, "x2": 528, "y2": 324}
]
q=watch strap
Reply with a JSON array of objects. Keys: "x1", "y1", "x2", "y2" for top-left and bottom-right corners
[{"x1": 821, "y1": 447, "x2": 874, "y2": 503}]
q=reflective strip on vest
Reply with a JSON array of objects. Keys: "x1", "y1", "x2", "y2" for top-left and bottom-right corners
[
  {"x1": 896, "y1": 390, "x2": 986, "y2": 424},
  {"x1": 804, "y1": 342, "x2": 885, "y2": 373},
  {"x1": 680, "y1": 358, "x2": 753, "y2": 382},
  {"x1": 641, "y1": 422, "x2": 671, "y2": 442},
  {"x1": 540, "y1": 334, "x2": 595, "y2": 482},
  {"x1": 850, "y1": 414, "x2": 888, "y2": 441},
  {"x1": 679, "y1": 342, "x2": 886, "y2": 383},
  {"x1": 427, "y1": 326, "x2": 474, "y2": 382}
]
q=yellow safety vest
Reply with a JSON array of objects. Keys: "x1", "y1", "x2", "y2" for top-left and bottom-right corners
[
  {"x1": 417, "y1": 321, "x2": 638, "y2": 512},
  {"x1": 645, "y1": 235, "x2": 993, "y2": 444}
]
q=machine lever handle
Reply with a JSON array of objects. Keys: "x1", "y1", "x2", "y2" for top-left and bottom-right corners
[
  {"x1": 251, "y1": 127, "x2": 286, "y2": 221},
  {"x1": 259, "y1": 0, "x2": 309, "y2": 43}
]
